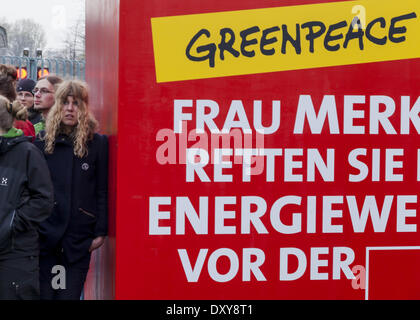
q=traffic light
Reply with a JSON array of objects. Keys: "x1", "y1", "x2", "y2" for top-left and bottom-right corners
[
  {"x1": 37, "y1": 67, "x2": 49, "y2": 79},
  {"x1": 16, "y1": 66, "x2": 50, "y2": 80},
  {"x1": 16, "y1": 67, "x2": 28, "y2": 79}
]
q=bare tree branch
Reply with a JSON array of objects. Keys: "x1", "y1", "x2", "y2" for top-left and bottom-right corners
[
  {"x1": 0, "y1": 18, "x2": 46, "y2": 56},
  {"x1": 45, "y1": 16, "x2": 85, "y2": 61}
]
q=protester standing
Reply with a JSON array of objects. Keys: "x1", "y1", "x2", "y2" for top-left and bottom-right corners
[
  {"x1": 33, "y1": 75, "x2": 63, "y2": 135},
  {"x1": 0, "y1": 96, "x2": 54, "y2": 300},
  {"x1": 35, "y1": 80, "x2": 108, "y2": 300},
  {"x1": 0, "y1": 64, "x2": 35, "y2": 138},
  {"x1": 16, "y1": 78, "x2": 42, "y2": 125}
]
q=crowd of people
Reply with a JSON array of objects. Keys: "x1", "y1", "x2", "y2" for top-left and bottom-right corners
[{"x1": 0, "y1": 64, "x2": 108, "y2": 300}]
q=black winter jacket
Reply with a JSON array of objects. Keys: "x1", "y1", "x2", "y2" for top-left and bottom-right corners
[
  {"x1": 27, "y1": 108, "x2": 42, "y2": 126},
  {"x1": 0, "y1": 132, "x2": 54, "y2": 258},
  {"x1": 34, "y1": 133, "x2": 108, "y2": 263}
]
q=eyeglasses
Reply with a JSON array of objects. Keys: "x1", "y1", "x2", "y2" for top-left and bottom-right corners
[{"x1": 32, "y1": 88, "x2": 54, "y2": 95}]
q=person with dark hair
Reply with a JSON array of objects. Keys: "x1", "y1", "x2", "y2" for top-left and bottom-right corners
[
  {"x1": 35, "y1": 80, "x2": 108, "y2": 300},
  {"x1": 0, "y1": 64, "x2": 35, "y2": 139},
  {"x1": 33, "y1": 75, "x2": 63, "y2": 135},
  {"x1": 16, "y1": 78, "x2": 42, "y2": 125},
  {"x1": 0, "y1": 95, "x2": 54, "y2": 300},
  {"x1": 0, "y1": 64, "x2": 17, "y2": 101}
]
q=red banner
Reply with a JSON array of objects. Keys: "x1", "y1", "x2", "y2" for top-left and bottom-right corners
[{"x1": 112, "y1": 0, "x2": 420, "y2": 300}]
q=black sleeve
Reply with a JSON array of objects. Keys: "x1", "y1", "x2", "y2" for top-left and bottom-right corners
[
  {"x1": 13, "y1": 145, "x2": 54, "y2": 233},
  {"x1": 94, "y1": 134, "x2": 109, "y2": 237}
]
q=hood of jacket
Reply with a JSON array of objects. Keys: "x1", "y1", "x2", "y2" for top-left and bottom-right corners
[{"x1": 0, "y1": 128, "x2": 30, "y2": 155}]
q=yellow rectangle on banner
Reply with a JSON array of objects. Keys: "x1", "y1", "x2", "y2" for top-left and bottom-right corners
[{"x1": 151, "y1": 0, "x2": 420, "y2": 83}]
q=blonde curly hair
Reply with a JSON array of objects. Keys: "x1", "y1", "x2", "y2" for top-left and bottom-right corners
[{"x1": 44, "y1": 80, "x2": 98, "y2": 158}]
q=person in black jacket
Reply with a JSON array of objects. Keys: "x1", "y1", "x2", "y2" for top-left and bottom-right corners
[
  {"x1": 0, "y1": 95, "x2": 54, "y2": 300},
  {"x1": 35, "y1": 80, "x2": 108, "y2": 300}
]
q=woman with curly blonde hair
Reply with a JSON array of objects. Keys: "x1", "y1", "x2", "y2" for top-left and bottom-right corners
[
  {"x1": 43, "y1": 80, "x2": 99, "y2": 157},
  {"x1": 35, "y1": 80, "x2": 108, "y2": 300}
]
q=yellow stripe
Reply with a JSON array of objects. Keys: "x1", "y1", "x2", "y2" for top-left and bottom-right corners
[{"x1": 151, "y1": 0, "x2": 420, "y2": 83}]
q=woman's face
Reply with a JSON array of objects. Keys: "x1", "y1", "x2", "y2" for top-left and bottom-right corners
[
  {"x1": 61, "y1": 95, "x2": 79, "y2": 127},
  {"x1": 17, "y1": 91, "x2": 34, "y2": 108}
]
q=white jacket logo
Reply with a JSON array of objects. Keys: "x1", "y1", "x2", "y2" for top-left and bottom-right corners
[{"x1": 0, "y1": 177, "x2": 7, "y2": 187}]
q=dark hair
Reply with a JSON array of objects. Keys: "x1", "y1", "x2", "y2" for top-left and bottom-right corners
[{"x1": 0, "y1": 64, "x2": 18, "y2": 101}]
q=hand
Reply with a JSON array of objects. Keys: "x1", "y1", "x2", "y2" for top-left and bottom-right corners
[{"x1": 89, "y1": 236, "x2": 105, "y2": 252}]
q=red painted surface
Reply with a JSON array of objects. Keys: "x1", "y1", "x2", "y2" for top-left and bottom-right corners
[
  {"x1": 85, "y1": 0, "x2": 119, "y2": 300},
  {"x1": 369, "y1": 250, "x2": 420, "y2": 300},
  {"x1": 86, "y1": 0, "x2": 420, "y2": 299}
]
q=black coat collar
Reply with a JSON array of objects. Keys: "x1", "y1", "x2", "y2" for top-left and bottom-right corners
[
  {"x1": 55, "y1": 134, "x2": 74, "y2": 146},
  {"x1": 0, "y1": 136, "x2": 30, "y2": 154}
]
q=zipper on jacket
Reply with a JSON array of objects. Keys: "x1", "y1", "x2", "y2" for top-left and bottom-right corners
[
  {"x1": 79, "y1": 208, "x2": 96, "y2": 218},
  {"x1": 9, "y1": 210, "x2": 16, "y2": 250}
]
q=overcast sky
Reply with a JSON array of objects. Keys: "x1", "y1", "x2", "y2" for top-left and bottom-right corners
[{"x1": 2, "y1": 0, "x2": 85, "y2": 50}]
